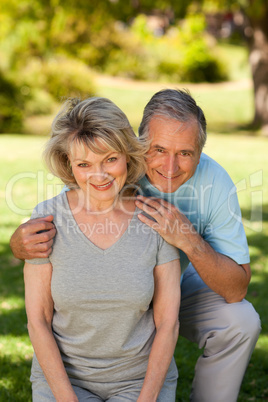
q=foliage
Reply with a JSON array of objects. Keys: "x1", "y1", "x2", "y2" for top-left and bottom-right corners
[
  {"x1": 19, "y1": 57, "x2": 96, "y2": 102},
  {"x1": 1, "y1": 0, "x2": 268, "y2": 130},
  {"x1": 44, "y1": 58, "x2": 96, "y2": 100},
  {"x1": 215, "y1": 0, "x2": 268, "y2": 130},
  {"x1": 166, "y1": 14, "x2": 227, "y2": 82},
  {"x1": 0, "y1": 1, "x2": 99, "y2": 132},
  {"x1": 0, "y1": 71, "x2": 24, "y2": 133},
  {"x1": 104, "y1": 14, "x2": 227, "y2": 83},
  {"x1": 0, "y1": 1, "x2": 229, "y2": 133},
  {"x1": 0, "y1": 57, "x2": 96, "y2": 132},
  {"x1": 0, "y1": 1, "x2": 227, "y2": 82},
  {"x1": 201, "y1": 0, "x2": 267, "y2": 20}
]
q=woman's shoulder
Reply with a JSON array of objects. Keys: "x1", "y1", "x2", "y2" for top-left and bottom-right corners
[{"x1": 32, "y1": 192, "x2": 66, "y2": 218}]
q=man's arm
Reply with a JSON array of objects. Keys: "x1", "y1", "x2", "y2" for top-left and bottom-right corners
[
  {"x1": 10, "y1": 215, "x2": 56, "y2": 260},
  {"x1": 135, "y1": 196, "x2": 251, "y2": 303}
]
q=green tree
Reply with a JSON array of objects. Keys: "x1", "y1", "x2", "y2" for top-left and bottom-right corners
[
  {"x1": 243, "y1": 0, "x2": 268, "y2": 130},
  {"x1": 109, "y1": 0, "x2": 268, "y2": 131},
  {"x1": 145, "y1": 0, "x2": 268, "y2": 131},
  {"x1": 1, "y1": 0, "x2": 267, "y2": 131},
  {"x1": 195, "y1": 0, "x2": 268, "y2": 130}
]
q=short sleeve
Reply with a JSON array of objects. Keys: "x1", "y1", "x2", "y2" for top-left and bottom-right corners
[
  {"x1": 204, "y1": 184, "x2": 250, "y2": 264},
  {"x1": 25, "y1": 204, "x2": 51, "y2": 265},
  {"x1": 156, "y1": 235, "x2": 180, "y2": 266}
]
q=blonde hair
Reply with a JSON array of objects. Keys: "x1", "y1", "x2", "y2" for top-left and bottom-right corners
[{"x1": 43, "y1": 97, "x2": 149, "y2": 195}]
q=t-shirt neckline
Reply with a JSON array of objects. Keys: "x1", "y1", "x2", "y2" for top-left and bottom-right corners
[{"x1": 62, "y1": 191, "x2": 139, "y2": 255}]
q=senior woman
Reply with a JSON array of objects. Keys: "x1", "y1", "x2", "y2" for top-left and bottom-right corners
[{"x1": 24, "y1": 97, "x2": 181, "y2": 401}]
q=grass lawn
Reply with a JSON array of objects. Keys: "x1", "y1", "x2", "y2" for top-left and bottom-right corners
[{"x1": 0, "y1": 81, "x2": 267, "y2": 401}]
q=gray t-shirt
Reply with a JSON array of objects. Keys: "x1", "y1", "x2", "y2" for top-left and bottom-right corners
[{"x1": 26, "y1": 192, "x2": 180, "y2": 386}]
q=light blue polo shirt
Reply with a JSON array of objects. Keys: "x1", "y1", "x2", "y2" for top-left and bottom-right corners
[{"x1": 139, "y1": 153, "x2": 250, "y2": 274}]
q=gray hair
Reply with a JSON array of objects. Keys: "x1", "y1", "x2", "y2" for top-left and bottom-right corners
[
  {"x1": 43, "y1": 97, "x2": 148, "y2": 194},
  {"x1": 139, "y1": 89, "x2": 207, "y2": 153}
]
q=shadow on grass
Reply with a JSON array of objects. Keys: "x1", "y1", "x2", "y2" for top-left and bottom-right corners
[
  {"x1": 209, "y1": 121, "x2": 262, "y2": 136},
  {"x1": 0, "y1": 244, "x2": 24, "y2": 297},
  {"x1": 0, "y1": 307, "x2": 28, "y2": 336},
  {"x1": 238, "y1": 346, "x2": 268, "y2": 401},
  {"x1": 0, "y1": 243, "x2": 28, "y2": 334},
  {"x1": 174, "y1": 337, "x2": 200, "y2": 401},
  {"x1": 0, "y1": 244, "x2": 32, "y2": 401},
  {"x1": 241, "y1": 204, "x2": 268, "y2": 335},
  {"x1": 0, "y1": 355, "x2": 32, "y2": 402}
]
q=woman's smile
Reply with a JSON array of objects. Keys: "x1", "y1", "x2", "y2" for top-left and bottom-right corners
[{"x1": 90, "y1": 178, "x2": 115, "y2": 191}]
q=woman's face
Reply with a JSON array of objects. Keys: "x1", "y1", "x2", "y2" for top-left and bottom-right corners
[{"x1": 69, "y1": 141, "x2": 128, "y2": 207}]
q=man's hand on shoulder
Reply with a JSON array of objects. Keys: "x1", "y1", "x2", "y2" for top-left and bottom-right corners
[
  {"x1": 135, "y1": 195, "x2": 200, "y2": 252},
  {"x1": 10, "y1": 215, "x2": 56, "y2": 260}
]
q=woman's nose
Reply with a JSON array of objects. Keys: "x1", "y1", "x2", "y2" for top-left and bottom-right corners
[{"x1": 91, "y1": 165, "x2": 109, "y2": 182}]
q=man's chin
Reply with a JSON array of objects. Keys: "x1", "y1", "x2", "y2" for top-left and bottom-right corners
[
  {"x1": 146, "y1": 172, "x2": 185, "y2": 193},
  {"x1": 152, "y1": 180, "x2": 181, "y2": 193}
]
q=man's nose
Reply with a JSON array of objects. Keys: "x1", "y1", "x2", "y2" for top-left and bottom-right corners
[{"x1": 164, "y1": 156, "x2": 179, "y2": 175}]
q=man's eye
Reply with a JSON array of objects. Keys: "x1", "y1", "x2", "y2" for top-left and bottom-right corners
[
  {"x1": 156, "y1": 149, "x2": 165, "y2": 153},
  {"x1": 181, "y1": 152, "x2": 190, "y2": 156}
]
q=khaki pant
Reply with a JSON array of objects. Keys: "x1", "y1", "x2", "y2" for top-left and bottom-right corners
[{"x1": 180, "y1": 264, "x2": 261, "y2": 402}]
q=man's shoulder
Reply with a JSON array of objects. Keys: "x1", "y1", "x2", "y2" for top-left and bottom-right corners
[
  {"x1": 198, "y1": 153, "x2": 233, "y2": 181},
  {"x1": 190, "y1": 153, "x2": 236, "y2": 198},
  {"x1": 199, "y1": 153, "x2": 224, "y2": 171}
]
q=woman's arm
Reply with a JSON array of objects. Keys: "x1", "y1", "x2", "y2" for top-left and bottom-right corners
[
  {"x1": 24, "y1": 262, "x2": 78, "y2": 402},
  {"x1": 138, "y1": 258, "x2": 181, "y2": 402}
]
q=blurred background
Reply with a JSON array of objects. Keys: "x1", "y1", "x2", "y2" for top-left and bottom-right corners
[
  {"x1": 1, "y1": 0, "x2": 268, "y2": 135},
  {"x1": 0, "y1": 1, "x2": 267, "y2": 400}
]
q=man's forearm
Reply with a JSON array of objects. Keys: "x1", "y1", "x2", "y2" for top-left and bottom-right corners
[{"x1": 184, "y1": 234, "x2": 251, "y2": 303}]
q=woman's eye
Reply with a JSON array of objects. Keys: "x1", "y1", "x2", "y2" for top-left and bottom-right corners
[
  {"x1": 78, "y1": 163, "x2": 88, "y2": 167},
  {"x1": 107, "y1": 157, "x2": 117, "y2": 162}
]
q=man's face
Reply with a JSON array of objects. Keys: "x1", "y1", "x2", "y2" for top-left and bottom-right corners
[{"x1": 145, "y1": 116, "x2": 201, "y2": 193}]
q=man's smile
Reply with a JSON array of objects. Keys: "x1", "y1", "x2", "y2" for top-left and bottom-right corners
[{"x1": 155, "y1": 170, "x2": 182, "y2": 180}]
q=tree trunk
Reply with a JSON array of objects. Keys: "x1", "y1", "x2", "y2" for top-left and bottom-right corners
[{"x1": 247, "y1": 7, "x2": 268, "y2": 132}]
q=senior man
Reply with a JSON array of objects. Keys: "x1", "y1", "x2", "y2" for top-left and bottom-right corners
[{"x1": 10, "y1": 89, "x2": 261, "y2": 402}]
